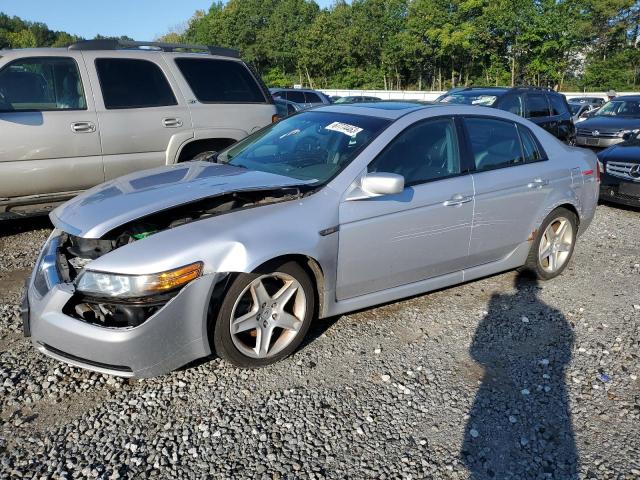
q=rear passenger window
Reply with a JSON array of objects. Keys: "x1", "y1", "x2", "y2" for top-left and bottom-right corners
[
  {"x1": 464, "y1": 117, "x2": 523, "y2": 171},
  {"x1": 175, "y1": 58, "x2": 266, "y2": 103},
  {"x1": 368, "y1": 118, "x2": 460, "y2": 185},
  {"x1": 548, "y1": 94, "x2": 568, "y2": 116},
  {"x1": 526, "y1": 94, "x2": 550, "y2": 118},
  {"x1": 499, "y1": 95, "x2": 523, "y2": 116},
  {"x1": 518, "y1": 125, "x2": 545, "y2": 163},
  {"x1": 96, "y1": 58, "x2": 176, "y2": 109},
  {"x1": 286, "y1": 90, "x2": 306, "y2": 103},
  {"x1": 305, "y1": 92, "x2": 321, "y2": 103}
]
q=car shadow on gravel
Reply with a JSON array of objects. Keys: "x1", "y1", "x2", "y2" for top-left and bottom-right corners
[
  {"x1": 461, "y1": 271, "x2": 578, "y2": 479},
  {"x1": 0, "y1": 215, "x2": 52, "y2": 238}
]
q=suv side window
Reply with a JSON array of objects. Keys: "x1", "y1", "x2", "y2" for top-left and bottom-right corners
[
  {"x1": 464, "y1": 117, "x2": 523, "y2": 171},
  {"x1": 518, "y1": 125, "x2": 545, "y2": 163},
  {"x1": 526, "y1": 93, "x2": 550, "y2": 118},
  {"x1": 96, "y1": 58, "x2": 176, "y2": 109},
  {"x1": 368, "y1": 118, "x2": 460, "y2": 186},
  {"x1": 548, "y1": 94, "x2": 568, "y2": 116},
  {"x1": 304, "y1": 91, "x2": 322, "y2": 103},
  {"x1": 498, "y1": 94, "x2": 523, "y2": 116},
  {"x1": 0, "y1": 57, "x2": 86, "y2": 112},
  {"x1": 175, "y1": 58, "x2": 266, "y2": 103},
  {"x1": 286, "y1": 90, "x2": 307, "y2": 104}
]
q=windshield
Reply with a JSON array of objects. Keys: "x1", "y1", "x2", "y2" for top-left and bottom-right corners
[
  {"x1": 218, "y1": 111, "x2": 390, "y2": 185},
  {"x1": 439, "y1": 93, "x2": 498, "y2": 106},
  {"x1": 594, "y1": 99, "x2": 640, "y2": 117}
]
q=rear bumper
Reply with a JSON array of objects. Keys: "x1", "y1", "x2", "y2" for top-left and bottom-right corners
[{"x1": 26, "y1": 233, "x2": 225, "y2": 377}]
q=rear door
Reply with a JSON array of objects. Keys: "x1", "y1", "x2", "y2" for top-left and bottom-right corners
[
  {"x1": 0, "y1": 54, "x2": 103, "y2": 200},
  {"x1": 464, "y1": 116, "x2": 555, "y2": 266},
  {"x1": 83, "y1": 52, "x2": 193, "y2": 180},
  {"x1": 525, "y1": 92, "x2": 557, "y2": 137},
  {"x1": 548, "y1": 94, "x2": 574, "y2": 142}
]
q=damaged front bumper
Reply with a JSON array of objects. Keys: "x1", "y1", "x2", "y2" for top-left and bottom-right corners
[{"x1": 26, "y1": 232, "x2": 225, "y2": 378}]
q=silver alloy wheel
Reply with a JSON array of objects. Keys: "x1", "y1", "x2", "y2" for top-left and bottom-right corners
[
  {"x1": 538, "y1": 216, "x2": 573, "y2": 273},
  {"x1": 229, "y1": 272, "x2": 306, "y2": 359}
]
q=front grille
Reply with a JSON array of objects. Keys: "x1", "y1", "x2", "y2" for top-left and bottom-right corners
[
  {"x1": 577, "y1": 128, "x2": 619, "y2": 138},
  {"x1": 606, "y1": 161, "x2": 640, "y2": 182}
]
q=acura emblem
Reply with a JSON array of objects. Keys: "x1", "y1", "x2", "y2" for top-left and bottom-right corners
[
  {"x1": 630, "y1": 164, "x2": 640, "y2": 179},
  {"x1": 592, "y1": 130, "x2": 600, "y2": 137}
]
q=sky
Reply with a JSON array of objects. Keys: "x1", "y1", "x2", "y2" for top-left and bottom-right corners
[{"x1": 0, "y1": 0, "x2": 336, "y2": 41}]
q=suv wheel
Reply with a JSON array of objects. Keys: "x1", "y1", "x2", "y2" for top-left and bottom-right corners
[
  {"x1": 212, "y1": 261, "x2": 315, "y2": 368},
  {"x1": 524, "y1": 207, "x2": 577, "y2": 280}
]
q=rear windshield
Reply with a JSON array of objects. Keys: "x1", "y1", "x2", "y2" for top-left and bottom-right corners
[
  {"x1": 439, "y1": 92, "x2": 499, "y2": 106},
  {"x1": 175, "y1": 58, "x2": 266, "y2": 103},
  {"x1": 218, "y1": 111, "x2": 390, "y2": 186}
]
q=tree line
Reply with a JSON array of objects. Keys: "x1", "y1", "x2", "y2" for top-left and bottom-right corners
[{"x1": 3, "y1": 1, "x2": 639, "y2": 92}]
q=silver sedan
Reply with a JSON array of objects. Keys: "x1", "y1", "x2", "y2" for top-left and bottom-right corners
[{"x1": 24, "y1": 103, "x2": 599, "y2": 377}]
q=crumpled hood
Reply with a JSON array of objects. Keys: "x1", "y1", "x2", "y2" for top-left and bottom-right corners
[
  {"x1": 578, "y1": 116, "x2": 640, "y2": 131},
  {"x1": 51, "y1": 162, "x2": 310, "y2": 238}
]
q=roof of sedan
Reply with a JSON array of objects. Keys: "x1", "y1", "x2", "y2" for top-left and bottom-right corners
[{"x1": 318, "y1": 101, "x2": 445, "y2": 119}]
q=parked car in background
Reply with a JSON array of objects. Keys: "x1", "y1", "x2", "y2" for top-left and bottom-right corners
[
  {"x1": 0, "y1": 39, "x2": 276, "y2": 219},
  {"x1": 333, "y1": 96, "x2": 382, "y2": 104},
  {"x1": 24, "y1": 102, "x2": 598, "y2": 377},
  {"x1": 269, "y1": 88, "x2": 331, "y2": 109},
  {"x1": 569, "y1": 102, "x2": 596, "y2": 123},
  {"x1": 597, "y1": 131, "x2": 640, "y2": 207},
  {"x1": 437, "y1": 87, "x2": 575, "y2": 143},
  {"x1": 567, "y1": 96, "x2": 605, "y2": 108},
  {"x1": 274, "y1": 98, "x2": 303, "y2": 120},
  {"x1": 574, "y1": 96, "x2": 640, "y2": 149}
]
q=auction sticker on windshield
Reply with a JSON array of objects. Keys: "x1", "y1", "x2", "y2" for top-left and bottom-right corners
[{"x1": 325, "y1": 121, "x2": 363, "y2": 137}]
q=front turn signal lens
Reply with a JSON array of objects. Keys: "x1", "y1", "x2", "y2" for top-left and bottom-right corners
[{"x1": 76, "y1": 262, "x2": 203, "y2": 298}]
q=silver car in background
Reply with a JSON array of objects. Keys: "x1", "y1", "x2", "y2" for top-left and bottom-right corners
[{"x1": 23, "y1": 102, "x2": 599, "y2": 377}]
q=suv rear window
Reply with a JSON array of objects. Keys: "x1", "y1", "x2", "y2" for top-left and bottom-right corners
[
  {"x1": 285, "y1": 90, "x2": 306, "y2": 103},
  {"x1": 175, "y1": 58, "x2": 266, "y2": 103},
  {"x1": 548, "y1": 94, "x2": 569, "y2": 116},
  {"x1": 96, "y1": 58, "x2": 177, "y2": 109}
]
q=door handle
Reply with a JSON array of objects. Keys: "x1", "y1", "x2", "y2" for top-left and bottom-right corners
[
  {"x1": 162, "y1": 117, "x2": 183, "y2": 128},
  {"x1": 443, "y1": 194, "x2": 472, "y2": 207},
  {"x1": 527, "y1": 178, "x2": 549, "y2": 188},
  {"x1": 70, "y1": 121, "x2": 96, "y2": 133}
]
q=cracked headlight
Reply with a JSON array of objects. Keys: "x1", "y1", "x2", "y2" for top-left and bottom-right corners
[{"x1": 76, "y1": 262, "x2": 203, "y2": 298}]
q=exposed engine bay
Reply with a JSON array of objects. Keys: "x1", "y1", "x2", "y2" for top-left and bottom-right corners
[{"x1": 57, "y1": 187, "x2": 303, "y2": 328}]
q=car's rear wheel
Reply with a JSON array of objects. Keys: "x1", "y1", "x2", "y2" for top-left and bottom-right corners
[
  {"x1": 525, "y1": 207, "x2": 577, "y2": 280},
  {"x1": 212, "y1": 261, "x2": 315, "y2": 368}
]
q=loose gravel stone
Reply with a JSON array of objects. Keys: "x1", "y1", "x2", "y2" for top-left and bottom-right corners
[{"x1": 1, "y1": 205, "x2": 639, "y2": 479}]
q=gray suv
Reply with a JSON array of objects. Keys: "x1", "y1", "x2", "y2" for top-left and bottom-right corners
[{"x1": 0, "y1": 40, "x2": 276, "y2": 218}]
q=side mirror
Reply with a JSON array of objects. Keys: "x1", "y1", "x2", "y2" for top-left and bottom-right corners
[{"x1": 361, "y1": 172, "x2": 405, "y2": 196}]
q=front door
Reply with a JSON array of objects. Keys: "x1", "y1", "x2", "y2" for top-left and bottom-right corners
[
  {"x1": 0, "y1": 55, "x2": 103, "y2": 199},
  {"x1": 337, "y1": 117, "x2": 474, "y2": 300}
]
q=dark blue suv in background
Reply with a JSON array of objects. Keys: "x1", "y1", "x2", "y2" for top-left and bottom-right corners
[{"x1": 437, "y1": 87, "x2": 575, "y2": 143}]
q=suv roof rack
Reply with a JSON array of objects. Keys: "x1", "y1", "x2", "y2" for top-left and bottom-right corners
[{"x1": 68, "y1": 39, "x2": 240, "y2": 58}]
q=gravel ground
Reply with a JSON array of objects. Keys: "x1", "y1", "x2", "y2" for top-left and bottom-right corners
[{"x1": 0, "y1": 205, "x2": 639, "y2": 479}]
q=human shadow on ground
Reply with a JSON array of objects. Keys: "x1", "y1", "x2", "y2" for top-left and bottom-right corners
[{"x1": 461, "y1": 271, "x2": 578, "y2": 479}]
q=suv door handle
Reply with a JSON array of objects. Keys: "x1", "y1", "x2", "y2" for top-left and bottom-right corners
[
  {"x1": 70, "y1": 121, "x2": 96, "y2": 133},
  {"x1": 443, "y1": 194, "x2": 472, "y2": 207},
  {"x1": 527, "y1": 178, "x2": 549, "y2": 188},
  {"x1": 162, "y1": 118, "x2": 183, "y2": 128}
]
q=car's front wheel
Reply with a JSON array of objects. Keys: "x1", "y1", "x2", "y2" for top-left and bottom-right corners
[
  {"x1": 525, "y1": 207, "x2": 578, "y2": 280},
  {"x1": 212, "y1": 261, "x2": 315, "y2": 368}
]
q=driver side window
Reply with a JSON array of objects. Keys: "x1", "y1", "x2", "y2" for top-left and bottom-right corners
[{"x1": 368, "y1": 118, "x2": 460, "y2": 186}]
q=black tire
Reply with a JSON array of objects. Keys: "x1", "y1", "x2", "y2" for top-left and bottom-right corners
[
  {"x1": 212, "y1": 260, "x2": 315, "y2": 368},
  {"x1": 524, "y1": 207, "x2": 578, "y2": 280}
]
